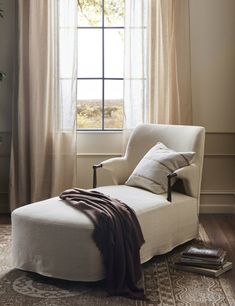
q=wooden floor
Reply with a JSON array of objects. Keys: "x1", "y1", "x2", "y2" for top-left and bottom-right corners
[
  {"x1": 1, "y1": 213, "x2": 235, "y2": 293},
  {"x1": 200, "y1": 214, "x2": 235, "y2": 293}
]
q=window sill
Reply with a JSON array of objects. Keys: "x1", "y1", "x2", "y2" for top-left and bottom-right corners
[{"x1": 76, "y1": 129, "x2": 123, "y2": 134}]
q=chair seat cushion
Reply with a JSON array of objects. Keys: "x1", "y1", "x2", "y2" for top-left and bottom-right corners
[{"x1": 12, "y1": 186, "x2": 198, "y2": 281}]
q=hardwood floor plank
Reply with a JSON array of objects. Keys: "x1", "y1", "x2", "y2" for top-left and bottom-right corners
[{"x1": 200, "y1": 214, "x2": 235, "y2": 293}]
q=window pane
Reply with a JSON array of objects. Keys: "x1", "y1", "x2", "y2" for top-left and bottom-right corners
[
  {"x1": 78, "y1": 0, "x2": 102, "y2": 27},
  {"x1": 77, "y1": 80, "x2": 102, "y2": 129},
  {"x1": 104, "y1": 29, "x2": 124, "y2": 78},
  {"x1": 104, "y1": 0, "x2": 124, "y2": 27},
  {"x1": 104, "y1": 80, "x2": 123, "y2": 129},
  {"x1": 78, "y1": 29, "x2": 102, "y2": 78}
]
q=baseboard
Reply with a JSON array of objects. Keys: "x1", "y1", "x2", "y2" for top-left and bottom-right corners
[
  {"x1": 199, "y1": 204, "x2": 235, "y2": 214},
  {"x1": 200, "y1": 190, "x2": 235, "y2": 214}
]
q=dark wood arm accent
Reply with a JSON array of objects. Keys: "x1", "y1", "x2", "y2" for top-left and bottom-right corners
[
  {"x1": 92, "y1": 164, "x2": 103, "y2": 188},
  {"x1": 167, "y1": 172, "x2": 177, "y2": 202}
]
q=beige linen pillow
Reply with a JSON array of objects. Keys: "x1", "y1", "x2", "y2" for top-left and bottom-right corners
[{"x1": 125, "y1": 142, "x2": 195, "y2": 194}]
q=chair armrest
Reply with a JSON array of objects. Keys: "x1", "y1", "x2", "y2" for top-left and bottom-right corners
[
  {"x1": 166, "y1": 163, "x2": 199, "y2": 202},
  {"x1": 93, "y1": 164, "x2": 102, "y2": 188},
  {"x1": 93, "y1": 157, "x2": 129, "y2": 187},
  {"x1": 101, "y1": 157, "x2": 130, "y2": 185},
  {"x1": 167, "y1": 172, "x2": 177, "y2": 202},
  {"x1": 174, "y1": 163, "x2": 199, "y2": 198}
]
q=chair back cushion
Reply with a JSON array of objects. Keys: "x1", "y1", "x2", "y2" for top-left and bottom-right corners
[{"x1": 126, "y1": 124, "x2": 204, "y2": 169}]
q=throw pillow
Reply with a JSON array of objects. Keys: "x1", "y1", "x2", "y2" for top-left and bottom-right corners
[{"x1": 125, "y1": 142, "x2": 195, "y2": 194}]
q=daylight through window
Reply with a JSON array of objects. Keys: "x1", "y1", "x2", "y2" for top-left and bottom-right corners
[{"x1": 77, "y1": 0, "x2": 124, "y2": 130}]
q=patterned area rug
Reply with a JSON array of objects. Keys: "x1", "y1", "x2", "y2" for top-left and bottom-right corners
[{"x1": 0, "y1": 224, "x2": 234, "y2": 306}]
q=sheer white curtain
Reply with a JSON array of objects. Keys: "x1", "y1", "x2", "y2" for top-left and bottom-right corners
[
  {"x1": 10, "y1": 0, "x2": 77, "y2": 210},
  {"x1": 123, "y1": 0, "x2": 149, "y2": 130},
  {"x1": 55, "y1": 0, "x2": 78, "y2": 194}
]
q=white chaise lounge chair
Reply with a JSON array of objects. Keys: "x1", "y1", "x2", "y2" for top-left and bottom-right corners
[{"x1": 12, "y1": 124, "x2": 205, "y2": 281}]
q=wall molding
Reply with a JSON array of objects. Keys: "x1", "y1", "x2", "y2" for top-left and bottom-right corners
[
  {"x1": 77, "y1": 153, "x2": 122, "y2": 157},
  {"x1": 201, "y1": 190, "x2": 235, "y2": 196},
  {"x1": 2, "y1": 132, "x2": 234, "y2": 214},
  {"x1": 204, "y1": 154, "x2": 235, "y2": 158},
  {"x1": 200, "y1": 204, "x2": 235, "y2": 214},
  {"x1": 206, "y1": 132, "x2": 235, "y2": 134},
  {"x1": 77, "y1": 153, "x2": 235, "y2": 158},
  {"x1": 200, "y1": 190, "x2": 235, "y2": 214}
]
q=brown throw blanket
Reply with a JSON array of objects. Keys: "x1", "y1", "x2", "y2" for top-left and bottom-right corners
[{"x1": 60, "y1": 188, "x2": 145, "y2": 299}]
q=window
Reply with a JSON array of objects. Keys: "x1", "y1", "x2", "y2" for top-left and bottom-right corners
[{"x1": 77, "y1": 0, "x2": 124, "y2": 130}]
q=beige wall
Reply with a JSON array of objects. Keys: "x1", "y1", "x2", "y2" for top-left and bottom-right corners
[
  {"x1": 0, "y1": 0, "x2": 15, "y2": 213},
  {"x1": 190, "y1": 0, "x2": 235, "y2": 213},
  {"x1": 190, "y1": 0, "x2": 235, "y2": 132},
  {"x1": 77, "y1": 0, "x2": 235, "y2": 213},
  {"x1": 0, "y1": 0, "x2": 235, "y2": 213}
]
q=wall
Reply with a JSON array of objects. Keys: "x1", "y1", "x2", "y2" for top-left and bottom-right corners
[
  {"x1": 0, "y1": 0, "x2": 15, "y2": 213},
  {"x1": 190, "y1": 0, "x2": 235, "y2": 213},
  {"x1": 76, "y1": 132, "x2": 123, "y2": 189},
  {"x1": 0, "y1": 0, "x2": 235, "y2": 213},
  {"x1": 77, "y1": 0, "x2": 235, "y2": 214}
]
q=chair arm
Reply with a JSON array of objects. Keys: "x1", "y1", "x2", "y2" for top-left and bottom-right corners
[
  {"x1": 167, "y1": 172, "x2": 177, "y2": 202},
  {"x1": 101, "y1": 157, "x2": 130, "y2": 184},
  {"x1": 93, "y1": 157, "x2": 129, "y2": 188},
  {"x1": 174, "y1": 163, "x2": 199, "y2": 198},
  {"x1": 92, "y1": 164, "x2": 102, "y2": 188}
]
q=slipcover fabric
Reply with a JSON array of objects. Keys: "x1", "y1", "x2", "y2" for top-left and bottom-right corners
[
  {"x1": 12, "y1": 124, "x2": 205, "y2": 282},
  {"x1": 12, "y1": 186, "x2": 198, "y2": 281},
  {"x1": 102, "y1": 124, "x2": 205, "y2": 208},
  {"x1": 125, "y1": 142, "x2": 195, "y2": 194},
  {"x1": 59, "y1": 188, "x2": 145, "y2": 298}
]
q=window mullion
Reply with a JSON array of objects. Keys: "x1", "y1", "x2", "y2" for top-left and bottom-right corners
[{"x1": 75, "y1": 0, "x2": 124, "y2": 131}]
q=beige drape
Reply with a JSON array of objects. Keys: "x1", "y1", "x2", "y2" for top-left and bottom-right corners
[
  {"x1": 148, "y1": 0, "x2": 192, "y2": 124},
  {"x1": 10, "y1": 0, "x2": 77, "y2": 210}
]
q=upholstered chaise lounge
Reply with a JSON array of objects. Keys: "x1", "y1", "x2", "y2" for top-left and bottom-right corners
[{"x1": 12, "y1": 124, "x2": 205, "y2": 281}]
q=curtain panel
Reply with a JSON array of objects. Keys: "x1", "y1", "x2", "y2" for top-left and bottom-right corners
[
  {"x1": 124, "y1": 0, "x2": 192, "y2": 129},
  {"x1": 10, "y1": 0, "x2": 77, "y2": 210},
  {"x1": 148, "y1": 0, "x2": 192, "y2": 125},
  {"x1": 123, "y1": 0, "x2": 149, "y2": 130}
]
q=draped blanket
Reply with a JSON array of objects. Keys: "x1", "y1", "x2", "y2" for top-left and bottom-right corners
[{"x1": 59, "y1": 188, "x2": 145, "y2": 299}]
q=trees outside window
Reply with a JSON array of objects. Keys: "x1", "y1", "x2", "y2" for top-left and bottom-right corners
[{"x1": 76, "y1": 0, "x2": 124, "y2": 129}]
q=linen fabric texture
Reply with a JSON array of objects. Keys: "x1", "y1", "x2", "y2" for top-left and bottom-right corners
[
  {"x1": 59, "y1": 188, "x2": 145, "y2": 299},
  {"x1": 10, "y1": 0, "x2": 77, "y2": 210},
  {"x1": 12, "y1": 186, "x2": 198, "y2": 283},
  {"x1": 125, "y1": 142, "x2": 195, "y2": 194},
  {"x1": 11, "y1": 124, "x2": 205, "y2": 284},
  {"x1": 124, "y1": 0, "x2": 192, "y2": 129},
  {"x1": 148, "y1": 0, "x2": 192, "y2": 125}
]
